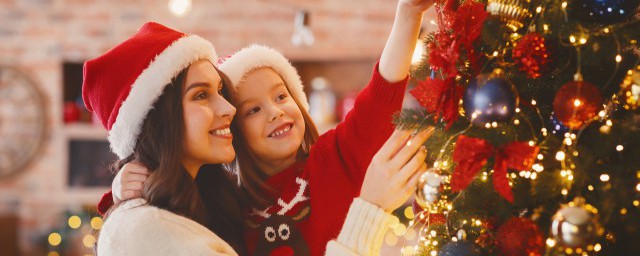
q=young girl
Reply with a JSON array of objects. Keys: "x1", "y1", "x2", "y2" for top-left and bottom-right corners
[
  {"x1": 219, "y1": 1, "x2": 434, "y2": 254},
  {"x1": 87, "y1": 21, "x2": 432, "y2": 256},
  {"x1": 105, "y1": 0, "x2": 435, "y2": 255}
]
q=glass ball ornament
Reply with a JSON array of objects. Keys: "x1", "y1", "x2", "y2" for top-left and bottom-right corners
[
  {"x1": 553, "y1": 75, "x2": 603, "y2": 129},
  {"x1": 438, "y1": 240, "x2": 481, "y2": 256},
  {"x1": 415, "y1": 168, "x2": 445, "y2": 209},
  {"x1": 463, "y1": 69, "x2": 519, "y2": 127},
  {"x1": 568, "y1": 0, "x2": 640, "y2": 25},
  {"x1": 550, "y1": 197, "x2": 604, "y2": 249},
  {"x1": 496, "y1": 217, "x2": 545, "y2": 256}
]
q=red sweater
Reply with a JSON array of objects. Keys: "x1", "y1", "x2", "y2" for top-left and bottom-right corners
[
  {"x1": 244, "y1": 63, "x2": 407, "y2": 256},
  {"x1": 97, "y1": 63, "x2": 407, "y2": 256}
]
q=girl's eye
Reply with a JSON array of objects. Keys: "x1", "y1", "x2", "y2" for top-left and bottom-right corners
[
  {"x1": 247, "y1": 106, "x2": 261, "y2": 116},
  {"x1": 194, "y1": 91, "x2": 208, "y2": 100},
  {"x1": 276, "y1": 93, "x2": 287, "y2": 101}
]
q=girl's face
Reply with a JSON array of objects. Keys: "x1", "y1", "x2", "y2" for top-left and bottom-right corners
[
  {"x1": 182, "y1": 60, "x2": 236, "y2": 174},
  {"x1": 233, "y1": 67, "x2": 305, "y2": 170}
]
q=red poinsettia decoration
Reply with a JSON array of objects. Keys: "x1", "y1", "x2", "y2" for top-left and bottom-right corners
[
  {"x1": 426, "y1": 0, "x2": 488, "y2": 78},
  {"x1": 410, "y1": 77, "x2": 463, "y2": 128}
]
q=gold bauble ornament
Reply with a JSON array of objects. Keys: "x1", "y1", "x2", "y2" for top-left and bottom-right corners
[
  {"x1": 550, "y1": 197, "x2": 604, "y2": 251},
  {"x1": 619, "y1": 65, "x2": 640, "y2": 110},
  {"x1": 486, "y1": 0, "x2": 534, "y2": 32}
]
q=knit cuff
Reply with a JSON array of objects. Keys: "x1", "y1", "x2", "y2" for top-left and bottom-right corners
[
  {"x1": 97, "y1": 190, "x2": 114, "y2": 216},
  {"x1": 336, "y1": 198, "x2": 395, "y2": 255},
  {"x1": 367, "y1": 61, "x2": 409, "y2": 106}
]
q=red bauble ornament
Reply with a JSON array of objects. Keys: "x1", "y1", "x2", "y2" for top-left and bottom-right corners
[
  {"x1": 496, "y1": 217, "x2": 545, "y2": 256},
  {"x1": 63, "y1": 102, "x2": 80, "y2": 123},
  {"x1": 553, "y1": 79, "x2": 603, "y2": 129},
  {"x1": 513, "y1": 33, "x2": 550, "y2": 79}
]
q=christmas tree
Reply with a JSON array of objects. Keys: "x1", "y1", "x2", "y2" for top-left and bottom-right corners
[{"x1": 396, "y1": 0, "x2": 640, "y2": 255}]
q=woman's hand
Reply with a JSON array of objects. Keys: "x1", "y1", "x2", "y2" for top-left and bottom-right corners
[
  {"x1": 112, "y1": 162, "x2": 149, "y2": 204},
  {"x1": 359, "y1": 127, "x2": 435, "y2": 212}
]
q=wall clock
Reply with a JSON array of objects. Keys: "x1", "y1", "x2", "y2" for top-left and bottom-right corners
[{"x1": 0, "y1": 65, "x2": 46, "y2": 178}]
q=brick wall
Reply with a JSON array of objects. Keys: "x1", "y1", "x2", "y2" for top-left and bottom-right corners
[{"x1": 0, "y1": 0, "x2": 436, "y2": 254}]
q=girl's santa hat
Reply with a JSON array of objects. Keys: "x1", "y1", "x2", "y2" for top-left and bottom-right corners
[
  {"x1": 82, "y1": 22, "x2": 218, "y2": 159},
  {"x1": 218, "y1": 44, "x2": 309, "y2": 110}
]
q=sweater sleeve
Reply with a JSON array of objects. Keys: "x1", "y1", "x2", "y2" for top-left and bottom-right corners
[
  {"x1": 325, "y1": 198, "x2": 395, "y2": 256},
  {"x1": 332, "y1": 62, "x2": 408, "y2": 182},
  {"x1": 97, "y1": 202, "x2": 239, "y2": 256},
  {"x1": 97, "y1": 190, "x2": 114, "y2": 216}
]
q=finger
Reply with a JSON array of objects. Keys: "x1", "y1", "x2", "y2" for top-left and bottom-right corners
[
  {"x1": 389, "y1": 127, "x2": 434, "y2": 168},
  {"x1": 122, "y1": 173, "x2": 149, "y2": 183},
  {"x1": 377, "y1": 129, "x2": 414, "y2": 160},
  {"x1": 121, "y1": 190, "x2": 143, "y2": 201},
  {"x1": 404, "y1": 167, "x2": 425, "y2": 195},
  {"x1": 394, "y1": 146, "x2": 427, "y2": 183},
  {"x1": 123, "y1": 181, "x2": 144, "y2": 191},
  {"x1": 122, "y1": 162, "x2": 151, "y2": 175}
]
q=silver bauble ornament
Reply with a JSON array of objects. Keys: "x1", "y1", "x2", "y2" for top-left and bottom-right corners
[
  {"x1": 550, "y1": 197, "x2": 604, "y2": 249},
  {"x1": 415, "y1": 168, "x2": 445, "y2": 209}
]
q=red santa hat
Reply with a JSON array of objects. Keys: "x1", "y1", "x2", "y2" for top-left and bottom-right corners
[
  {"x1": 82, "y1": 22, "x2": 218, "y2": 159},
  {"x1": 218, "y1": 44, "x2": 309, "y2": 110}
]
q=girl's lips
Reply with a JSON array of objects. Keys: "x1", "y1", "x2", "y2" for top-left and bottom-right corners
[{"x1": 268, "y1": 123, "x2": 293, "y2": 138}]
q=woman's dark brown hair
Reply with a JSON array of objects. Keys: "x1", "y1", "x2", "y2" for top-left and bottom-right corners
[
  {"x1": 106, "y1": 65, "x2": 247, "y2": 255},
  {"x1": 228, "y1": 69, "x2": 319, "y2": 208}
]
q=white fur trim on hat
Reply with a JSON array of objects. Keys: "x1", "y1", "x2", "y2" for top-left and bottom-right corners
[
  {"x1": 108, "y1": 35, "x2": 217, "y2": 159},
  {"x1": 218, "y1": 44, "x2": 309, "y2": 110}
]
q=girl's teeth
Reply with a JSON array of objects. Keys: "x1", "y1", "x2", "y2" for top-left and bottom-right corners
[{"x1": 271, "y1": 125, "x2": 291, "y2": 137}]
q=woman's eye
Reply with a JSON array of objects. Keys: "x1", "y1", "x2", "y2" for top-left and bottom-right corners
[{"x1": 194, "y1": 91, "x2": 208, "y2": 100}]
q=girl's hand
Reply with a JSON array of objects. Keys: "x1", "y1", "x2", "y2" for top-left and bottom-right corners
[
  {"x1": 112, "y1": 162, "x2": 149, "y2": 204},
  {"x1": 359, "y1": 127, "x2": 435, "y2": 212}
]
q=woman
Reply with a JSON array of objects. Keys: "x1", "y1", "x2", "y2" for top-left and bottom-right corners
[{"x1": 85, "y1": 22, "x2": 429, "y2": 255}]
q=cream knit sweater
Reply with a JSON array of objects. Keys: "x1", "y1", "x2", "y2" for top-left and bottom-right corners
[{"x1": 97, "y1": 198, "x2": 394, "y2": 255}]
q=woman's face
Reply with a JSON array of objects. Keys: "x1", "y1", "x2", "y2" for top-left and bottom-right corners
[
  {"x1": 181, "y1": 60, "x2": 236, "y2": 174},
  {"x1": 232, "y1": 67, "x2": 305, "y2": 170}
]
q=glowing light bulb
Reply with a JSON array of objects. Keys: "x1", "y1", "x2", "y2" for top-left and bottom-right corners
[
  {"x1": 600, "y1": 174, "x2": 610, "y2": 182},
  {"x1": 556, "y1": 151, "x2": 566, "y2": 161},
  {"x1": 574, "y1": 99, "x2": 582, "y2": 107},
  {"x1": 616, "y1": 145, "x2": 624, "y2": 151},
  {"x1": 168, "y1": 0, "x2": 192, "y2": 17},
  {"x1": 547, "y1": 238, "x2": 556, "y2": 247}
]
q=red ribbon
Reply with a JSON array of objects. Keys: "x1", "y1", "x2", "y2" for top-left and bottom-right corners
[
  {"x1": 409, "y1": 77, "x2": 463, "y2": 128},
  {"x1": 451, "y1": 135, "x2": 539, "y2": 202}
]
